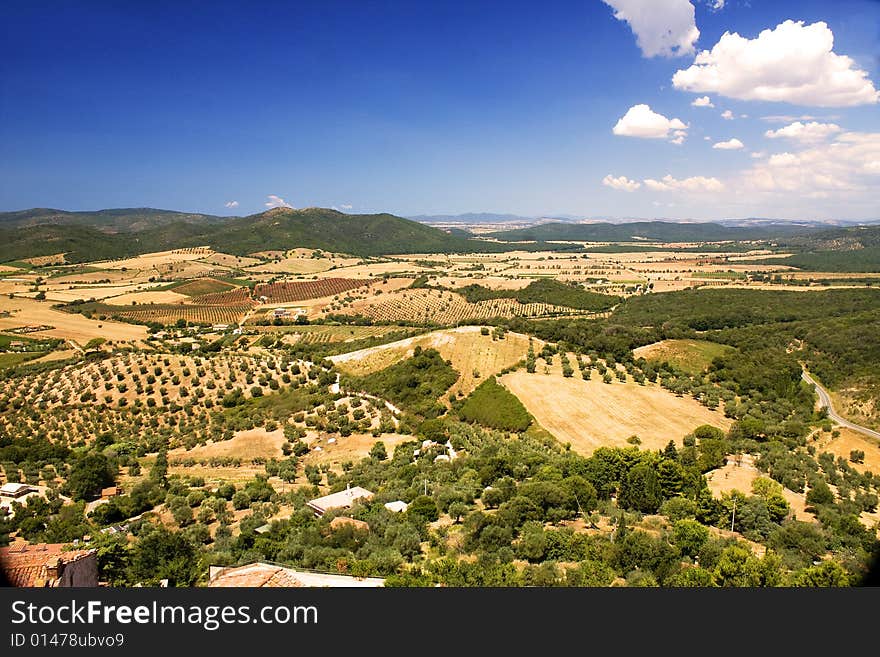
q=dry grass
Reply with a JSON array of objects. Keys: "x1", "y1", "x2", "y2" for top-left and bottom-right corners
[
  {"x1": 499, "y1": 365, "x2": 731, "y2": 455},
  {"x1": 332, "y1": 326, "x2": 534, "y2": 396},
  {"x1": 633, "y1": 339, "x2": 736, "y2": 375},
  {"x1": 814, "y1": 427, "x2": 880, "y2": 474},
  {"x1": 169, "y1": 428, "x2": 287, "y2": 461},
  {"x1": 107, "y1": 290, "x2": 190, "y2": 305},
  {"x1": 0, "y1": 295, "x2": 146, "y2": 344},
  {"x1": 303, "y1": 432, "x2": 414, "y2": 472},
  {"x1": 704, "y1": 454, "x2": 811, "y2": 521}
]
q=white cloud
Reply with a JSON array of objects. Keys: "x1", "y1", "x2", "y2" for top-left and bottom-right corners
[
  {"x1": 764, "y1": 121, "x2": 842, "y2": 144},
  {"x1": 332, "y1": 204, "x2": 354, "y2": 212},
  {"x1": 612, "y1": 104, "x2": 688, "y2": 142},
  {"x1": 265, "y1": 195, "x2": 293, "y2": 209},
  {"x1": 602, "y1": 174, "x2": 642, "y2": 192},
  {"x1": 761, "y1": 114, "x2": 828, "y2": 123},
  {"x1": 751, "y1": 151, "x2": 767, "y2": 159},
  {"x1": 691, "y1": 96, "x2": 714, "y2": 108},
  {"x1": 709, "y1": 0, "x2": 725, "y2": 9},
  {"x1": 644, "y1": 174, "x2": 725, "y2": 192},
  {"x1": 672, "y1": 20, "x2": 880, "y2": 107},
  {"x1": 224, "y1": 200, "x2": 239, "y2": 208},
  {"x1": 741, "y1": 131, "x2": 880, "y2": 195},
  {"x1": 713, "y1": 138, "x2": 745, "y2": 150},
  {"x1": 602, "y1": 0, "x2": 699, "y2": 58},
  {"x1": 721, "y1": 110, "x2": 734, "y2": 120}
]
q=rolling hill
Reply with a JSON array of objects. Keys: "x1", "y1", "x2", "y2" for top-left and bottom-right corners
[
  {"x1": 0, "y1": 206, "x2": 553, "y2": 263},
  {"x1": 486, "y1": 221, "x2": 818, "y2": 243},
  {"x1": 0, "y1": 207, "x2": 229, "y2": 232}
]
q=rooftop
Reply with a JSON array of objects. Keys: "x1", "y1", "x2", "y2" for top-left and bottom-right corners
[
  {"x1": 307, "y1": 486, "x2": 374, "y2": 515},
  {"x1": 0, "y1": 543, "x2": 96, "y2": 587},
  {"x1": 207, "y1": 563, "x2": 384, "y2": 588}
]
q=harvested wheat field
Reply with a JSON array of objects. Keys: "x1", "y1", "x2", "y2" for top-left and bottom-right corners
[
  {"x1": 170, "y1": 428, "x2": 287, "y2": 461},
  {"x1": 332, "y1": 326, "x2": 534, "y2": 396},
  {"x1": 704, "y1": 454, "x2": 811, "y2": 521},
  {"x1": 499, "y1": 369, "x2": 731, "y2": 455},
  {"x1": 107, "y1": 289, "x2": 190, "y2": 305},
  {"x1": 0, "y1": 296, "x2": 146, "y2": 344}
]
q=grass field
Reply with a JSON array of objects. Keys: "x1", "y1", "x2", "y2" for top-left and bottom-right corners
[
  {"x1": 499, "y1": 365, "x2": 731, "y2": 455},
  {"x1": 633, "y1": 339, "x2": 736, "y2": 375},
  {"x1": 814, "y1": 427, "x2": 880, "y2": 475},
  {"x1": 0, "y1": 351, "x2": 45, "y2": 368},
  {"x1": 171, "y1": 278, "x2": 237, "y2": 297},
  {"x1": 331, "y1": 326, "x2": 533, "y2": 397}
]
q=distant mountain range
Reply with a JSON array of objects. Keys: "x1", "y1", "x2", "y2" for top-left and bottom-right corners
[
  {"x1": 2, "y1": 206, "x2": 876, "y2": 265},
  {"x1": 410, "y1": 212, "x2": 880, "y2": 229}
]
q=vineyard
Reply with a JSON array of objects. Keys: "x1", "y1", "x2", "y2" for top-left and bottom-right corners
[
  {"x1": 82, "y1": 303, "x2": 254, "y2": 326},
  {"x1": 343, "y1": 288, "x2": 579, "y2": 324},
  {"x1": 254, "y1": 278, "x2": 370, "y2": 304}
]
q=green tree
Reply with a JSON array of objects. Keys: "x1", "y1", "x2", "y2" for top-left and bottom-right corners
[
  {"x1": 66, "y1": 453, "x2": 117, "y2": 501},
  {"x1": 619, "y1": 464, "x2": 663, "y2": 514},
  {"x1": 369, "y1": 441, "x2": 387, "y2": 461}
]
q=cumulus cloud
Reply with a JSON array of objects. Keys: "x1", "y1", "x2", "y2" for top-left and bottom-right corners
[
  {"x1": 713, "y1": 138, "x2": 745, "y2": 150},
  {"x1": 691, "y1": 96, "x2": 714, "y2": 108},
  {"x1": 741, "y1": 131, "x2": 880, "y2": 195},
  {"x1": 709, "y1": 0, "x2": 725, "y2": 9},
  {"x1": 751, "y1": 151, "x2": 767, "y2": 159},
  {"x1": 764, "y1": 121, "x2": 842, "y2": 144},
  {"x1": 612, "y1": 104, "x2": 688, "y2": 142},
  {"x1": 332, "y1": 204, "x2": 354, "y2": 212},
  {"x1": 761, "y1": 114, "x2": 828, "y2": 123},
  {"x1": 672, "y1": 20, "x2": 880, "y2": 107},
  {"x1": 602, "y1": 174, "x2": 642, "y2": 192},
  {"x1": 644, "y1": 174, "x2": 725, "y2": 192},
  {"x1": 265, "y1": 195, "x2": 293, "y2": 209},
  {"x1": 602, "y1": 0, "x2": 699, "y2": 58},
  {"x1": 224, "y1": 200, "x2": 239, "y2": 208},
  {"x1": 721, "y1": 110, "x2": 734, "y2": 120}
]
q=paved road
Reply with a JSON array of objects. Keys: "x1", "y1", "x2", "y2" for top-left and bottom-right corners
[{"x1": 802, "y1": 370, "x2": 880, "y2": 441}]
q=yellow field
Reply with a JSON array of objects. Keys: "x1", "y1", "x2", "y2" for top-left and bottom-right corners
[
  {"x1": 499, "y1": 367, "x2": 731, "y2": 455},
  {"x1": 109, "y1": 290, "x2": 191, "y2": 305},
  {"x1": 169, "y1": 428, "x2": 287, "y2": 461},
  {"x1": 0, "y1": 295, "x2": 146, "y2": 344},
  {"x1": 332, "y1": 326, "x2": 535, "y2": 396}
]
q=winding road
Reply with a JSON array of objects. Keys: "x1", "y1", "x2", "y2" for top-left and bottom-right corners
[{"x1": 801, "y1": 369, "x2": 880, "y2": 441}]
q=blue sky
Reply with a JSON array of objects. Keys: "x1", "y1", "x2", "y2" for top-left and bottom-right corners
[{"x1": 1, "y1": 0, "x2": 878, "y2": 220}]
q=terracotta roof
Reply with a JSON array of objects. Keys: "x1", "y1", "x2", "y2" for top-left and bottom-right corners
[
  {"x1": 207, "y1": 564, "x2": 304, "y2": 588},
  {"x1": 207, "y1": 563, "x2": 384, "y2": 588},
  {"x1": 0, "y1": 544, "x2": 95, "y2": 587}
]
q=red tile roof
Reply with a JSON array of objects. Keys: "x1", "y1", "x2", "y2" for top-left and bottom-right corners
[{"x1": 0, "y1": 543, "x2": 95, "y2": 587}]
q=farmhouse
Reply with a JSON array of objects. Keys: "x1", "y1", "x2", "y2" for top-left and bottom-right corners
[
  {"x1": 207, "y1": 563, "x2": 384, "y2": 588},
  {"x1": 0, "y1": 483, "x2": 47, "y2": 516},
  {"x1": 306, "y1": 485, "x2": 374, "y2": 516},
  {"x1": 0, "y1": 543, "x2": 98, "y2": 587},
  {"x1": 100, "y1": 486, "x2": 123, "y2": 500}
]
